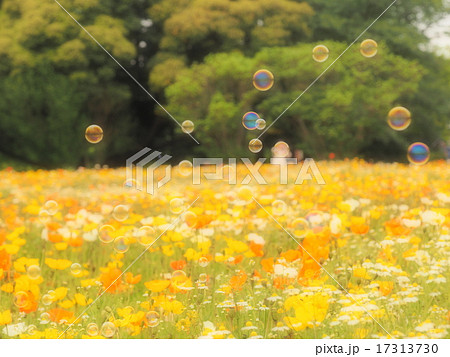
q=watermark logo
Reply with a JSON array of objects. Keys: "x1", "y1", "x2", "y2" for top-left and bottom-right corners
[{"x1": 126, "y1": 148, "x2": 325, "y2": 195}]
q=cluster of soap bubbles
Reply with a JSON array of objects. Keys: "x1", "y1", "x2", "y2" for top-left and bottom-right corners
[{"x1": 312, "y1": 39, "x2": 378, "y2": 63}]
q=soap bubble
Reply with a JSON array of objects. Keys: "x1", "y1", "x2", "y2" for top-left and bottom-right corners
[
  {"x1": 85, "y1": 125, "x2": 103, "y2": 144},
  {"x1": 136, "y1": 226, "x2": 156, "y2": 247},
  {"x1": 86, "y1": 322, "x2": 99, "y2": 336},
  {"x1": 407, "y1": 142, "x2": 430, "y2": 165},
  {"x1": 113, "y1": 205, "x2": 129, "y2": 222},
  {"x1": 70, "y1": 263, "x2": 82, "y2": 276},
  {"x1": 291, "y1": 218, "x2": 309, "y2": 238},
  {"x1": 98, "y1": 225, "x2": 115, "y2": 244},
  {"x1": 387, "y1": 106, "x2": 411, "y2": 131},
  {"x1": 312, "y1": 45, "x2": 329, "y2": 62},
  {"x1": 181, "y1": 120, "x2": 195, "y2": 134},
  {"x1": 101, "y1": 321, "x2": 116, "y2": 338},
  {"x1": 170, "y1": 198, "x2": 186, "y2": 214},
  {"x1": 113, "y1": 236, "x2": 129, "y2": 253},
  {"x1": 145, "y1": 311, "x2": 160, "y2": 327},
  {"x1": 360, "y1": 39, "x2": 378, "y2": 58},
  {"x1": 242, "y1": 112, "x2": 260, "y2": 130},
  {"x1": 272, "y1": 200, "x2": 287, "y2": 216},
  {"x1": 253, "y1": 69, "x2": 274, "y2": 91},
  {"x1": 199, "y1": 257, "x2": 209, "y2": 268},
  {"x1": 178, "y1": 160, "x2": 193, "y2": 177},
  {"x1": 43, "y1": 200, "x2": 58, "y2": 215},
  {"x1": 27, "y1": 265, "x2": 41, "y2": 280},
  {"x1": 249, "y1": 139, "x2": 263, "y2": 153},
  {"x1": 256, "y1": 118, "x2": 266, "y2": 130}
]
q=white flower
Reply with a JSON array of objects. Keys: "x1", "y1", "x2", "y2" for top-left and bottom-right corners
[
  {"x1": 83, "y1": 229, "x2": 98, "y2": 242},
  {"x1": 2, "y1": 323, "x2": 27, "y2": 337},
  {"x1": 247, "y1": 233, "x2": 265, "y2": 245},
  {"x1": 415, "y1": 322, "x2": 434, "y2": 332},
  {"x1": 421, "y1": 210, "x2": 445, "y2": 225}
]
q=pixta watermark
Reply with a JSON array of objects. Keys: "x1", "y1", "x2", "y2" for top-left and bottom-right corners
[{"x1": 126, "y1": 147, "x2": 325, "y2": 195}]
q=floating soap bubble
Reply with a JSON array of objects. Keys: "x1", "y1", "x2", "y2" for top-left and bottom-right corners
[
  {"x1": 101, "y1": 321, "x2": 116, "y2": 338},
  {"x1": 85, "y1": 125, "x2": 103, "y2": 144},
  {"x1": 113, "y1": 205, "x2": 129, "y2": 222},
  {"x1": 70, "y1": 263, "x2": 82, "y2": 276},
  {"x1": 136, "y1": 226, "x2": 156, "y2": 246},
  {"x1": 305, "y1": 210, "x2": 325, "y2": 229},
  {"x1": 38, "y1": 209, "x2": 51, "y2": 224},
  {"x1": 291, "y1": 218, "x2": 309, "y2": 238},
  {"x1": 171, "y1": 270, "x2": 187, "y2": 289},
  {"x1": 98, "y1": 225, "x2": 115, "y2": 243},
  {"x1": 249, "y1": 139, "x2": 263, "y2": 153},
  {"x1": 114, "y1": 236, "x2": 129, "y2": 253},
  {"x1": 40, "y1": 312, "x2": 51, "y2": 324},
  {"x1": 198, "y1": 257, "x2": 209, "y2": 268},
  {"x1": 86, "y1": 322, "x2": 99, "y2": 337},
  {"x1": 387, "y1": 106, "x2": 411, "y2": 131},
  {"x1": 183, "y1": 211, "x2": 198, "y2": 228},
  {"x1": 198, "y1": 273, "x2": 208, "y2": 283},
  {"x1": 44, "y1": 200, "x2": 58, "y2": 215},
  {"x1": 253, "y1": 69, "x2": 274, "y2": 91},
  {"x1": 181, "y1": 120, "x2": 195, "y2": 134},
  {"x1": 178, "y1": 160, "x2": 193, "y2": 177},
  {"x1": 272, "y1": 200, "x2": 287, "y2": 216},
  {"x1": 42, "y1": 294, "x2": 53, "y2": 306},
  {"x1": 14, "y1": 291, "x2": 28, "y2": 307},
  {"x1": 312, "y1": 45, "x2": 329, "y2": 62},
  {"x1": 242, "y1": 112, "x2": 260, "y2": 130},
  {"x1": 272, "y1": 141, "x2": 290, "y2": 158},
  {"x1": 256, "y1": 118, "x2": 266, "y2": 130},
  {"x1": 407, "y1": 142, "x2": 430, "y2": 165},
  {"x1": 360, "y1": 39, "x2": 378, "y2": 58},
  {"x1": 27, "y1": 265, "x2": 41, "y2": 280},
  {"x1": 170, "y1": 198, "x2": 185, "y2": 214},
  {"x1": 27, "y1": 325, "x2": 37, "y2": 335},
  {"x1": 145, "y1": 311, "x2": 160, "y2": 327}
]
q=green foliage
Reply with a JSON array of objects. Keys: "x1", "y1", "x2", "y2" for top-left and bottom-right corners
[{"x1": 165, "y1": 42, "x2": 424, "y2": 159}]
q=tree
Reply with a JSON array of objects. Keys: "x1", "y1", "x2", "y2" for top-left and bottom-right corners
[{"x1": 165, "y1": 42, "x2": 424, "y2": 159}]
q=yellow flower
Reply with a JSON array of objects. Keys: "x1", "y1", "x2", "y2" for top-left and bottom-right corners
[
  {"x1": 145, "y1": 280, "x2": 171, "y2": 293},
  {"x1": 45, "y1": 258, "x2": 72, "y2": 270},
  {"x1": 0, "y1": 310, "x2": 12, "y2": 325},
  {"x1": 58, "y1": 300, "x2": 75, "y2": 309},
  {"x1": 284, "y1": 293, "x2": 330, "y2": 331},
  {"x1": 52, "y1": 287, "x2": 68, "y2": 301},
  {"x1": 74, "y1": 293, "x2": 93, "y2": 306}
]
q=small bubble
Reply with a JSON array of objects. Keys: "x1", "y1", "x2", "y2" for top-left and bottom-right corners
[
  {"x1": 256, "y1": 118, "x2": 266, "y2": 130},
  {"x1": 38, "y1": 210, "x2": 51, "y2": 225},
  {"x1": 198, "y1": 273, "x2": 208, "y2": 283},
  {"x1": 198, "y1": 257, "x2": 209, "y2": 268},
  {"x1": 272, "y1": 141, "x2": 290, "y2": 158},
  {"x1": 249, "y1": 139, "x2": 263, "y2": 153},
  {"x1": 86, "y1": 322, "x2": 99, "y2": 336},
  {"x1": 42, "y1": 294, "x2": 53, "y2": 306},
  {"x1": 305, "y1": 210, "x2": 325, "y2": 229},
  {"x1": 183, "y1": 211, "x2": 198, "y2": 228},
  {"x1": 145, "y1": 311, "x2": 160, "y2": 327},
  {"x1": 407, "y1": 142, "x2": 430, "y2": 165},
  {"x1": 312, "y1": 45, "x2": 329, "y2": 62},
  {"x1": 387, "y1": 106, "x2": 411, "y2": 131},
  {"x1": 272, "y1": 200, "x2": 287, "y2": 216},
  {"x1": 181, "y1": 120, "x2": 195, "y2": 134},
  {"x1": 112, "y1": 205, "x2": 129, "y2": 222},
  {"x1": 136, "y1": 226, "x2": 156, "y2": 247},
  {"x1": 43, "y1": 200, "x2": 58, "y2": 215},
  {"x1": 253, "y1": 69, "x2": 274, "y2": 91},
  {"x1": 27, "y1": 265, "x2": 41, "y2": 280},
  {"x1": 100, "y1": 321, "x2": 116, "y2": 338},
  {"x1": 178, "y1": 160, "x2": 193, "y2": 177},
  {"x1": 170, "y1": 198, "x2": 186, "y2": 214},
  {"x1": 360, "y1": 39, "x2": 378, "y2": 58},
  {"x1": 85, "y1": 125, "x2": 104, "y2": 144},
  {"x1": 27, "y1": 324, "x2": 37, "y2": 335},
  {"x1": 14, "y1": 291, "x2": 28, "y2": 308},
  {"x1": 242, "y1": 112, "x2": 260, "y2": 130},
  {"x1": 70, "y1": 263, "x2": 82, "y2": 276},
  {"x1": 98, "y1": 225, "x2": 116, "y2": 244},
  {"x1": 40, "y1": 312, "x2": 50, "y2": 324},
  {"x1": 291, "y1": 218, "x2": 309, "y2": 238},
  {"x1": 171, "y1": 270, "x2": 187, "y2": 288},
  {"x1": 113, "y1": 236, "x2": 129, "y2": 253}
]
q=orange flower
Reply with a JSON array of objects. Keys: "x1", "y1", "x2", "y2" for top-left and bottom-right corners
[
  {"x1": 261, "y1": 258, "x2": 274, "y2": 273},
  {"x1": 229, "y1": 255, "x2": 244, "y2": 264},
  {"x1": 170, "y1": 260, "x2": 187, "y2": 270},
  {"x1": 384, "y1": 218, "x2": 411, "y2": 236},
  {"x1": 281, "y1": 249, "x2": 301, "y2": 262},
  {"x1": 125, "y1": 272, "x2": 142, "y2": 285},
  {"x1": 68, "y1": 236, "x2": 83, "y2": 248},
  {"x1": 273, "y1": 277, "x2": 294, "y2": 290},
  {"x1": 18, "y1": 291, "x2": 38, "y2": 314},
  {"x1": 249, "y1": 242, "x2": 264, "y2": 257},
  {"x1": 0, "y1": 250, "x2": 11, "y2": 271},
  {"x1": 48, "y1": 308, "x2": 75, "y2": 324},
  {"x1": 194, "y1": 215, "x2": 214, "y2": 229},
  {"x1": 229, "y1": 270, "x2": 247, "y2": 291},
  {"x1": 99, "y1": 267, "x2": 123, "y2": 293}
]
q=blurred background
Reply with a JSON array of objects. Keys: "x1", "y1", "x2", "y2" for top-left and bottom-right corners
[{"x1": 0, "y1": 0, "x2": 449, "y2": 169}]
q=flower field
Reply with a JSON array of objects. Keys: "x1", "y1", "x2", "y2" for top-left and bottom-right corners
[{"x1": 0, "y1": 160, "x2": 449, "y2": 339}]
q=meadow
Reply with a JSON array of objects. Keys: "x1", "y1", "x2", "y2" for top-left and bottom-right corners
[{"x1": 0, "y1": 160, "x2": 449, "y2": 339}]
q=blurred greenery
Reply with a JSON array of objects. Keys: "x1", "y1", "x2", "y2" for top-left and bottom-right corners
[{"x1": 0, "y1": 0, "x2": 448, "y2": 168}]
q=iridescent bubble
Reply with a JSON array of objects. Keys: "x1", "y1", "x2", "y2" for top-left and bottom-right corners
[
  {"x1": 170, "y1": 198, "x2": 186, "y2": 214},
  {"x1": 360, "y1": 39, "x2": 378, "y2": 58},
  {"x1": 38, "y1": 209, "x2": 51, "y2": 224},
  {"x1": 305, "y1": 210, "x2": 325, "y2": 229},
  {"x1": 112, "y1": 205, "x2": 129, "y2": 222},
  {"x1": 407, "y1": 142, "x2": 430, "y2": 165},
  {"x1": 253, "y1": 69, "x2": 274, "y2": 91},
  {"x1": 113, "y1": 236, "x2": 129, "y2": 253},
  {"x1": 136, "y1": 226, "x2": 156, "y2": 247},
  {"x1": 42, "y1": 294, "x2": 53, "y2": 306},
  {"x1": 98, "y1": 225, "x2": 115, "y2": 244},
  {"x1": 27, "y1": 265, "x2": 41, "y2": 280},
  {"x1": 272, "y1": 141, "x2": 290, "y2": 158},
  {"x1": 14, "y1": 291, "x2": 28, "y2": 308},
  {"x1": 183, "y1": 211, "x2": 198, "y2": 228},
  {"x1": 145, "y1": 311, "x2": 160, "y2": 327},
  {"x1": 387, "y1": 106, "x2": 411, "y2": 131},
  {"x1": 248, "y1": 139, "x2": 263, "y2": 153},
  {"x1": 272, "y1": 200, "x2": 287, "y2": 216},
  {"x1": 242, "y1": 112, "x2": 260, "y2": 130},
  {"x1": 70, "y1": 263, "x2": 82, "y2": 276},
  {"x1": 178, "y1": 160, "x2": 193, "y2": 177},
  {"x1": 198, "y1": 257, "x2": 209, "y2": 268},
  {"x1": 40, "y1": 312, "x2": 51, "y2": 324},
  {"x1": 291, "y1": 218, "x2": 309, "y2": 238},
  {"x1": 181, "y1": 120, "x2": 195, "y2": 134},
  {"x1": 100, "y1": 321, "x2": 116, "y2": 338},
  {"x1": 171, "y1": 270, "x2": 187, "y2": 288},
  {"x1": 86, "y1": 322, "x2": 99, "y2": 337},
  {"x1": 256, "y1": 118, "x2": 266, "y2": 130},
  {"x1": 198, "y1": 273, "x2": 208, "y2": 283},
  {"x1": 43, "y1": 200, "x2": 58, "y2": 215},
  {"x1": 312, "y1": 45, "x2": 329, "y2": 63},
  {"x1": 85, "y1": 125, "x2": 103, "y2": 144}
]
